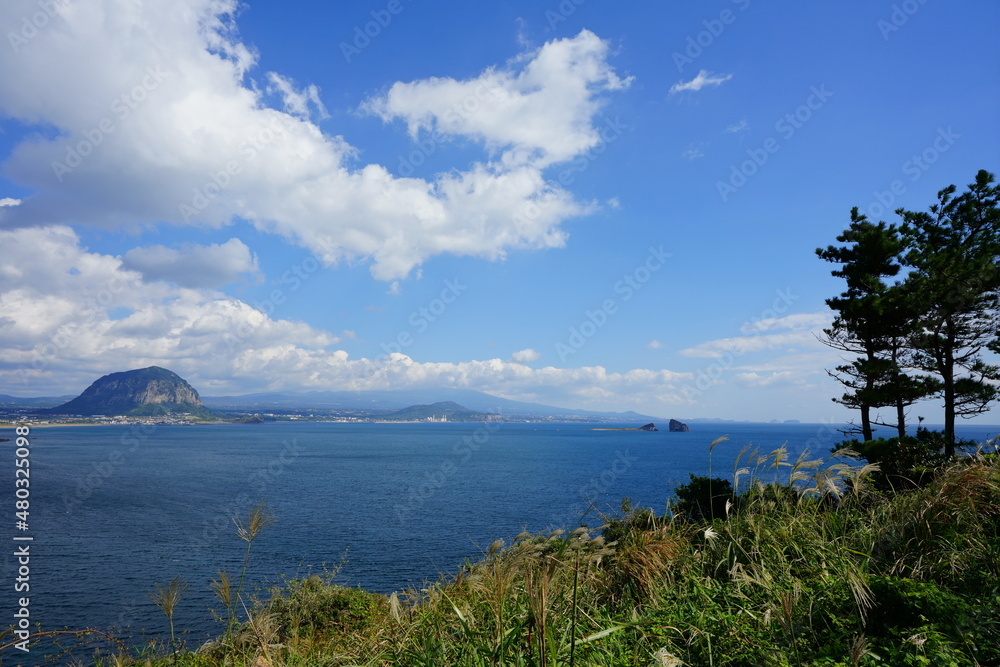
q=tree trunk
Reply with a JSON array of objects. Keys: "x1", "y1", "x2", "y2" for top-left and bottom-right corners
[
  {"x1": 892, "y1": 344, "x2": 907, "y2": 439},
  {"x1": 861, "y1": 348, "x2": 876, "y2": 441},
  {"x1": 943, "y1": 327, "x2": 956, "y2": 457}
]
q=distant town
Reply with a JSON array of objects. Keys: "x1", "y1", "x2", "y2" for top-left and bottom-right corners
[
  {"x1": 0, "y1": 407, "x2": 625, "y2": 428},
  {"x1": 0, "y1": 367, "x2": 723, "y2": 427}
]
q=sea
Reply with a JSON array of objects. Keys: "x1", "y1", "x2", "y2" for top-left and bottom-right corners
[{"x1": 2, "y1": 420, "x2": 997, "y2": 663}]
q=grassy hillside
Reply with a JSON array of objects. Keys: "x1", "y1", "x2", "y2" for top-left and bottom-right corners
[{"x1": 9, "y1": 446, "x2": 999, "y2": 666}]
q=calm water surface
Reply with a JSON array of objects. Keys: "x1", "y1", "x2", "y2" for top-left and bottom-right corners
[{"x1": 3, "y1": 420, "x2": 996, "y2": 661}]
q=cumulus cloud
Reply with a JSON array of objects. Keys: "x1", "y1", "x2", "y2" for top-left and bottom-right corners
[
  {"x1": 364, "y1": 29, "x2": 632, "y2": 169},
  {"x1": 509, "y1": 348, "x2": 541, "y2": 363},
  {"x1": 121, "y1": 238, "x2": 259, "y2": 288},
  {"x1": 0, "y1": 1, "x2": 627, "y2": 281},
  {"x1": 0, "y1": 198, "x2": 21, "y2": 207},
  {"x1": 0, "y1": 226, "x2": 692, "y2": 412},
  {"x1": 646, "y1": 339, "x2": 664, "y2": 349},
  {"x1": 669, "y1": 69, "x2": 732, "y2": 94},
  {"x1": 0, "y1": 226, "x2": 336, "y2": 393}
]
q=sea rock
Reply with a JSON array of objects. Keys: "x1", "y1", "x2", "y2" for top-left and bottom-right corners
[
  {"x1": 639, "y1": 423, "x2": 658, "y2": 431},
  {"x1": 668, "y1": 419, "x2": 690, "y2": 432}
]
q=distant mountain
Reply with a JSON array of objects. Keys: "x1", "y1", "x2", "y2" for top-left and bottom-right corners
[
  {"x1": 383, "y1": 401, "x2": 495, "y2": 422},
  {"x1": 201, "y1": 388, "x2": 665, "y2": 421},
  {"x1": 49, "y1": 367, "x2": 213, "y2": 417},
  {"x1": 0, "y1": 394, "x2": 74, "y2": 408}
]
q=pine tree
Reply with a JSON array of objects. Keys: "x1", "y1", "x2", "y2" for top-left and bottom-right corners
[
  {"x1": 897, "y1": 170, "x2": 1000, "y2": 456},
  {"x1": 817, "y1": 210, "x2": 931, "y2": 440}
]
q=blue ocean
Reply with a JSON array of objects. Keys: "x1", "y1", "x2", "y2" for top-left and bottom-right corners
[{"x1": 3, "y1": 420, "x2": 997, "y2": 663}]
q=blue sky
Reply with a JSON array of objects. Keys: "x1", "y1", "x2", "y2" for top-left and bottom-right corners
[{"x1": 0, "y1": 0, "x2": 997, "y2": 423}]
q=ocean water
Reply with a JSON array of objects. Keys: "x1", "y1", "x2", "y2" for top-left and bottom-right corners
[{"x1": 2, "y1": 420, "x2": 997, "y2": 662}]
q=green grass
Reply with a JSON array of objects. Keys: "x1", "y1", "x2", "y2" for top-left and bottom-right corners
[{"x1": 7, "y1": 448, "x2": 999, "y2": 666}]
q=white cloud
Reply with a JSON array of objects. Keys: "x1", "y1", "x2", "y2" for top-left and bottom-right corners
[
  {"x1": 680, "y1": 332, "x2": 816, "y2": 358},
  {"x1": 509, "y1": 348, "x2": 541, "y2": 363},
  {"x1": 0, "y1": 226, "x2": 693, "y2": 414},
  {"x1": 646, "y1": 340, "x2": 664, "y2": 349},
  {"x1": 266, "y1": 72, "x2": 329, "y2": 121},
  {"x1": 669, "y1": 69, "x2": 732, "y2": 94},
  {"x1": 121, "y1": 238, "x2": 260, "y2": 288},
  {"x1": 680, "y1": 312, "x2": 833, "y2": 359},
  {"x1": 0, "y1": 198, "x2": 21, "y2": 207},
  {"x1": 734, "y1": 371, "x2": 810, "y2": 387},
  {"x1": 740, "y1": 312, "x2": 832, "y2": 334},
  {"x1": 682, "y1": 144, "x2": 705, "y2": 160},
  {"x1": 0, "y1": 1, "x2": 627, "y2": 281},
  {"x1": 733, "y1": 351, "x2": 840, "y2": 375},
  {"x1": 726, "y1": 119, "x2": 748, "y2": 133},
  {"x1": 363, "y1": 29, "x2": 633, "y2": 169},
  {"x1": 0, "y1": 226, "x2": 336, "y2": 394}
]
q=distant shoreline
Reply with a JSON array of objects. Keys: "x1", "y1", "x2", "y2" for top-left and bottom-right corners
[
  {"x1": 3, "y1": 420, "x2": 612, "y2": 429},
  {"x1": 0, "y1": 421, "x2": 109, "y2": 428},
  {"x1": 590, "y1": 427, "x2": 659, "y2": 431},
  {"x1": 4, "y1": 420, "x2": 998, "y2": 430}
]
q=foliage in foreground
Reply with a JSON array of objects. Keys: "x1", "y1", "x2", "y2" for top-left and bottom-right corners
[{"x1": 7, "y1": 448, "x2": 1000, "y2": 666}]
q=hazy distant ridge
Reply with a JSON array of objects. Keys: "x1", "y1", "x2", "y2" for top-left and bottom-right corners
[{"x1": 201, "y1": 388, "x2": 664, "y2": 421}]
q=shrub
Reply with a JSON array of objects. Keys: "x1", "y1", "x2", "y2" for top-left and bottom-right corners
[
  {"x1": 601, "y1": 500, "x2": 658, "y2": 545},
  {"x1": 266, "y1": 576, "x2": 388, "y2": 641},
  {"x1": 836, "y1": 428, "x2": 968, "y2": 489},
  {"x1": 672, "y1": 474, "x2": 734, "y2": 521}
]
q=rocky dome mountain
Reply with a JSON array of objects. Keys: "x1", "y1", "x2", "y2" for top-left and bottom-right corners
[{"x1": 50, "y1": 367, "x2": 212, "y2": 417}]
